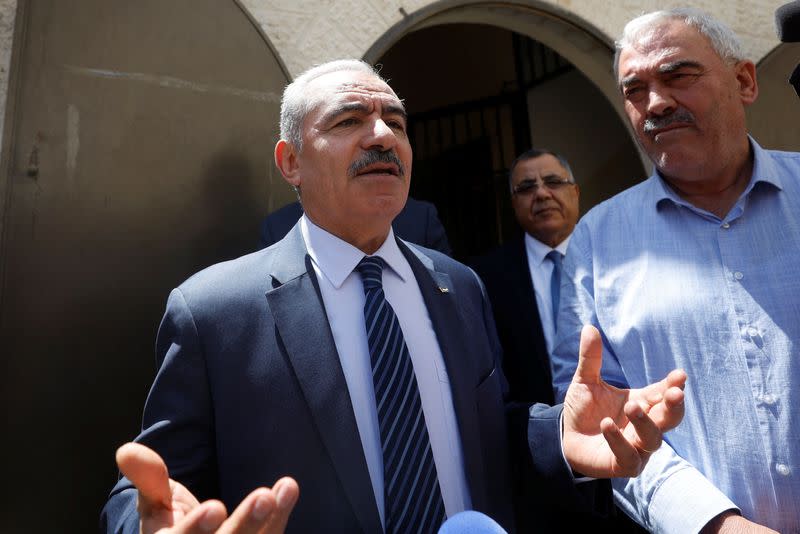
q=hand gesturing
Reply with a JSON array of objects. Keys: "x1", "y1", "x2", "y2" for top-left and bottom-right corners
[
  {"x1": 116, "y1": 443, "x2": 299, "y2": 534},
  {"x1": 562, "y1": 325, "x2": 687, "y2": 478}
]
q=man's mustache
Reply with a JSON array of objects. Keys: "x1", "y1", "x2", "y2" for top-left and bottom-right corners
[
  {"x1": 643, "y1": 108, "x2": 696, "y2": 134},
  {"x1": 348, "y1": 149, "x2": 406, "y2": 178}
]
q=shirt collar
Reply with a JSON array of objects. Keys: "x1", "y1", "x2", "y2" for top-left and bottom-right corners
[
  {"x1": 651, "y1": 136, "x2": 783, "y2": 211},
  {"x1": 300, "y1": 215, "x2": 409, "y2": 288},
  {"x1": 524, "y1": 232, "x2": 571, "y2": 267}
]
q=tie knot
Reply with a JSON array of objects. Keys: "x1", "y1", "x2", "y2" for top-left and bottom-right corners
[
  {"x1": 546, "y1": 250, "x2": 563, "y2": 267},
  {"x1": 356, "y1": 256, "x2": 385, "y2": 291}
]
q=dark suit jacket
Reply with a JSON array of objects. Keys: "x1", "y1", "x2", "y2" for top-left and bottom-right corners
[
  {"x1": 100, "y1": 224, "x2": 586, "y2": 533},
  {"x1": 260, "y1": 197, "x2": 452, "y2": 256},
  {"x1": 471, "y1": 234, "x2": 553, "y2": 405}
]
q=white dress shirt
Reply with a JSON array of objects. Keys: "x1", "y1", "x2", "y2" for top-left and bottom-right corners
[
  {"x1": 300, "y1": 215, "x2": 471, "y2": 528},
  {"x1": 524, "y1": 232, "x2": 571, "y2": 354}
]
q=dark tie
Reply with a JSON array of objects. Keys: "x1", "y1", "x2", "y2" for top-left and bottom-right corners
[
  {"x1": 547, "y1": 250, "x2": 564, "y2": 332},
  {"x1": 356, "y1": 256, "x2": 446, "y2": 534}
]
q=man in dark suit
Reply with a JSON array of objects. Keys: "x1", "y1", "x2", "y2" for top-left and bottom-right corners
[
  {"x1": 473, "y1": 150, "x2": 647, "y2": 533},
  {"x1": 101, "y1": 60, "x2": 687, "y2": 534},
  {"x1": 472, "y1": 149, "x2": 579, "y2": 406},
  {"x1": 259, "y1": 197, "x2": 452, "y2": 255}
]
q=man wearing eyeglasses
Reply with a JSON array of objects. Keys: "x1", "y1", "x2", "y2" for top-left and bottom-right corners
[
  {"x1": 473, "y1": 149, "x2": 638, "y2": 533},
  {"x1": 473, "y1": 148, "x2": 580, "y2": 407}
]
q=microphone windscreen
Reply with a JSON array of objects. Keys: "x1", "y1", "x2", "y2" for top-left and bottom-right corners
[
  {"x1": 437, "y1": 511, "x2": 508, "y2": 534},
  {"x1": 776, "y1": 1, "x2": 800, "y2": 42}
]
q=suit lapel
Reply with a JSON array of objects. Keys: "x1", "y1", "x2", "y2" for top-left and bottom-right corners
[
  {"x1": 511, "y1": 237, "x2": 551, "y2": 381},
  {"x1": 399, "y1": 240, "x2": 490, "y2": 513},
  {"x1": 265, "y1": 226, "x2": 381, "y2": 534}
]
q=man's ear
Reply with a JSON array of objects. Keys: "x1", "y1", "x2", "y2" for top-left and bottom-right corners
[
  {"x1": 275, "y1": 140, "x2": 301, "y2": 188},
  {"x1": 735, "y1": 60, "x2": 759, "y2": 106}
]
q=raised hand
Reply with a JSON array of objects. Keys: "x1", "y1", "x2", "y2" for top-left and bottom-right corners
[
  {"x1": 116, "y1": 442, "x2": 299, "y2": 534},
  {"x1": 562, "y1": 325, "x2": 687, "y2": 478}
]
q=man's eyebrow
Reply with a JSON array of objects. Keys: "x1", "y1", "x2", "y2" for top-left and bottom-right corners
[
  {"x1": 619, "y1": 75, "x2": 641, "y2": 89},
  {"x1": 319, "y1": 100, "x2": 407, "y2": 123},
  {"x1": 319, "y1": 102, "x2": 370, "y2": 124},
  {"x1": 657, "y1": 60, "x2": 703, "y2": 74},
  {"x1": 619, "y1": 60, "x2": 704, "y2": 89},
  {"x1": 383, "y1": 103, "x2": 407, "y2": 121}
]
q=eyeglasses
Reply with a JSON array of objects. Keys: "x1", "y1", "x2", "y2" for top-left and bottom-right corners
[{"x1": 512, "y1": 176, "x2": 575, "y2": 195}]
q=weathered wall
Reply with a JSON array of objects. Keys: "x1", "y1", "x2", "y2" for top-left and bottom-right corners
[
  {"x1": 0, "y1": 1, "x2": 791, "y2": 151},
  {"x1": 0, "y1": 0, "x2": 17, "y2": 153},
  {"x1": 239, "y1": 0, "x2": 787, "y2": 77}
]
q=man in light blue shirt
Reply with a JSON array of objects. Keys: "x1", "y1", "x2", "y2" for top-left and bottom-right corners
[{"x1": 551, "y1": 8, "x2": 799, "y2": 534}]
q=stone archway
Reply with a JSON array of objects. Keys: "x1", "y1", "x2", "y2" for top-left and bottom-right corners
[{"x1": 363, "y1": 1, "x2": 651, "y2": 173}]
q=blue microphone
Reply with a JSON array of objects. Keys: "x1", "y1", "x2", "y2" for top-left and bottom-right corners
[{"x1": 437, "y1": 511, "x2": 508, "y2": 533}]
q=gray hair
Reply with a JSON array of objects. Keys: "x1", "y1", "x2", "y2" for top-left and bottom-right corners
[
  {"x1": 613, "y1": 8, "x2": 746, "y2": 80},
  {"x1": 508, "y1": 148, "x2": 575, "y2": 193},
  {"x1": 279, "y1": 59, "x2": 386, "y2": 151}
]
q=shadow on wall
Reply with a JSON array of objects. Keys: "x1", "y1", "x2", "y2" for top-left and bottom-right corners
[{"x1": 748, "y1": 42, "x2": 800, "y2": 151}]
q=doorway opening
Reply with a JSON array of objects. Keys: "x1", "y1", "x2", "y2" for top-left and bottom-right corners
[{"x1": 376, "y1": 22, "x2": 645, "y2": 261}]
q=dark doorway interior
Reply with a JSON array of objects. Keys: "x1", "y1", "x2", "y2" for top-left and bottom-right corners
[{"x1": 378, "y1": 24, "x2": 574, "y2": 261}]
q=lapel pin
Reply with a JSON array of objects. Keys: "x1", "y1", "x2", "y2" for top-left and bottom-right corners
[{"x1": 438, "y1": 286, "x2": 449, "y2": 293}]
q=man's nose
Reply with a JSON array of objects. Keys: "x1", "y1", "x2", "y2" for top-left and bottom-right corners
[
  {"x1": 363, "y1": 118, "x2": 397, "y2": 151},
  {"x1": 646, "y1": 86, "x2": 677, "y2": 117},
  {"x1": 533, "y1": 182, "x2": 554, "y2": 200}
]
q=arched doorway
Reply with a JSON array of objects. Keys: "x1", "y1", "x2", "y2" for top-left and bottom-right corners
[{"x1": 367, "y1": 4, "x2": 647, "y2": 260}]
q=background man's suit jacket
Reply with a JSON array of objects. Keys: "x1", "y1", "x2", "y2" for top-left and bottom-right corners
[
  {"x1": 471, "y1": 235, "x2": 553, "y2": 405},
  {"x1": 471, "y1": 236, "x2": 640, "y2": 533},
  {"x1": 259, "y1": 197, "x2": 452, "y2": 255},
  {"x1": 100, "y1": 224, "x2": 588, "y2": 533}
]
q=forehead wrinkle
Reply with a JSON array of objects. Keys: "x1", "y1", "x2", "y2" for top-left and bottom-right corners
[{"x1": 618, "y1": 44, "x2": 686, "y2": 86}]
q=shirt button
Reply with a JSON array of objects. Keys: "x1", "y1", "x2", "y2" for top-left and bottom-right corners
[
  {"x1": 747, "y1": 326, "x2": 759, "y2": 337},
  {"x1": 762, "y1": 394, "x2": 776, "y2": 405},
  {"x1": 722, "y1": 222, "x2": 730, "y2": 229},
  {"x1": 776, "y1": 463, "x2": 791, "y2": 476},
  {"x1": 734, "y1": 271, "x2": 744, "y2": 281}
]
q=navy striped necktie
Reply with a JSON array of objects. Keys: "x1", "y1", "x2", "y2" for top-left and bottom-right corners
[
  {"x1": 547, "y1": 250, "x2": 564, "y2": 332},
  {"x1": 356, "y1": 256, "x2": 446, "y2": 534}
]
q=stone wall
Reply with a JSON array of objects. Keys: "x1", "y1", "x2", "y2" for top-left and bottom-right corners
[
  {"x1": 0, "y1": 0, "x2": 17, "y2": 153},
  {"x1": 240, "y1": 0, "x2": 786, "y2": 77},
  {"x1": 0, "y1": 0, "x2": 790, "y2": 149}
]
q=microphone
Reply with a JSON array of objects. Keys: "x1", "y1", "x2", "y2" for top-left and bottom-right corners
[
  {"x1": 437, "y1": 511, "x2": 508, "y2": 533},
  {"x1": 775, "y1": 1, "x2": 800, "y2": 42}
]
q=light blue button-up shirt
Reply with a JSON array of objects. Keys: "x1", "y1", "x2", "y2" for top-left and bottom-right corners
[{"x1": 551, "y1": 139, "x2": 800, "y2": 533}]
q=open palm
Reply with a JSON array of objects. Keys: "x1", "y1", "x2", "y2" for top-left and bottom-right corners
[
  {"x1": 562, "y1": 325, "x2": 686, "y2": 478},
  {"x1": 116, "y1": 443, "x2": 298, "y2": 534}
]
